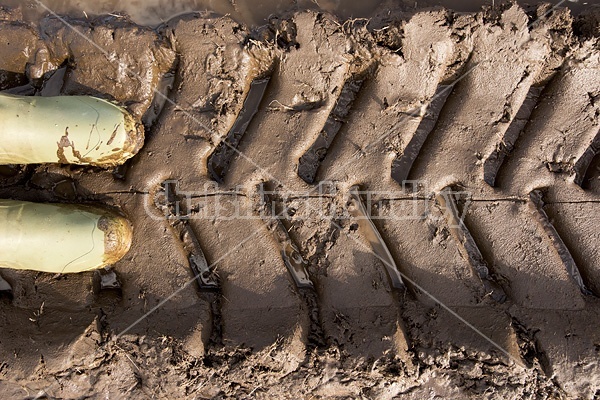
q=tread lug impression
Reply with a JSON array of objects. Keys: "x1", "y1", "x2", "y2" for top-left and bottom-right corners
[
  {"x1": 347, "y1": 185, "x2": 406, "y2": 291},
  {"x1": 529, "y1": 189, "x2": 593, "y2": 296},
  {"x1": 207, "y1": 76, "x2": 271, "y2": 183},
  {"x1": 573, "y1": 128, "x2": 600, "y2": 188},
  {"x1": 255, "y1": 183, "x2": 314, "y2": 289},
  {"x1": 436, "y1": 186, "x2": 507, "y2": 303},
  {"x1": 483, "y1": 85, "x2": 545, "y2": 187},
  {"x1": 161, "y1": 180, "x2": 219, "y2": 290},
  {"x1": 391, "y1": 84, "x2": 453, "y2": 185},
  {"x1": 298, "y1": 70, "x2": 370, "y2": 184}
]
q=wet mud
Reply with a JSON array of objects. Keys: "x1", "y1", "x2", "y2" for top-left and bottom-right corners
[{"x1": 0, "y1": 2, "x2": 600, "y2": 399}]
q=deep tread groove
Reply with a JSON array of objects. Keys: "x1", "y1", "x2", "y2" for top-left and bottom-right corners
[
  {"x1": 510, "y1": 316, "x2": 549, "y2": 374},
  {"x1": 436, "y1": 187, "x2": 507, "y2": 303},
  {"x1": 255, "y1": 182, "x2": 314, "y2": 289},
  {"x1": 207, "y1": 76, "x2": 271, "y2": 183},
  {"x1": 297, "y1": 71, "x2": 370, "y2": 184},
  {"x1": 347, "y1": 185, "x2": 406, "y2": 291},
  {"x1": 391, "y1": 84, "x2": 453, "y2": 185},
  {"x1": 529, "y1": 189, "x2": 593, "y2": 296},
  {"x1": 573, "y1": 128, "x2": 600, "y2": 188},
  {"x1": 255, "y1": 183, "x2": 325, "y2": 347},
  {"x1": 158, "y1": 181, "x2": 223, "y2": 346},
  {"x1": 299, "y1": 288, "x2": 326, "y2": 349},
  {"x1": 205, "y1": 292, "x2": 224, "y2": 347},
  {"x1": 483, "y1": 85, "x2": 545, "y2": 187},
  {"x1": 162, "y1": 181, "x2": 220, "y2": 290}
]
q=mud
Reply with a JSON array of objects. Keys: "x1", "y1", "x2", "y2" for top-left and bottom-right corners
[
  {"x1": 0, "y1": 2, "x2": 600, "y2": 399},
  {"x1": 207, "y1": 77, "x2": 272, "y2": 183},
  {"x1": 0, "y1": 0, "x2": 591, "y2": 26}
]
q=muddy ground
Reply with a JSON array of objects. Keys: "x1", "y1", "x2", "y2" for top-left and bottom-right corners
[
  {"x1": 0, "y1": 0, "x2": 590, "y2": 26},
  {"x1": 0, "y1": 2, "x2": 600, "y2": 399}
]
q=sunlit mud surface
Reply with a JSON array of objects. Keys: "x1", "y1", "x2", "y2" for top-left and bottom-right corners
[{"x1": 0, "y1": 0, "x2": 599, "y2": 399}]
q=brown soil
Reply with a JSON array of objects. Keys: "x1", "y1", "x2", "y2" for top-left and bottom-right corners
[{"x1": 1, "y1": 2, "x2": 600, "y2": 399}]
